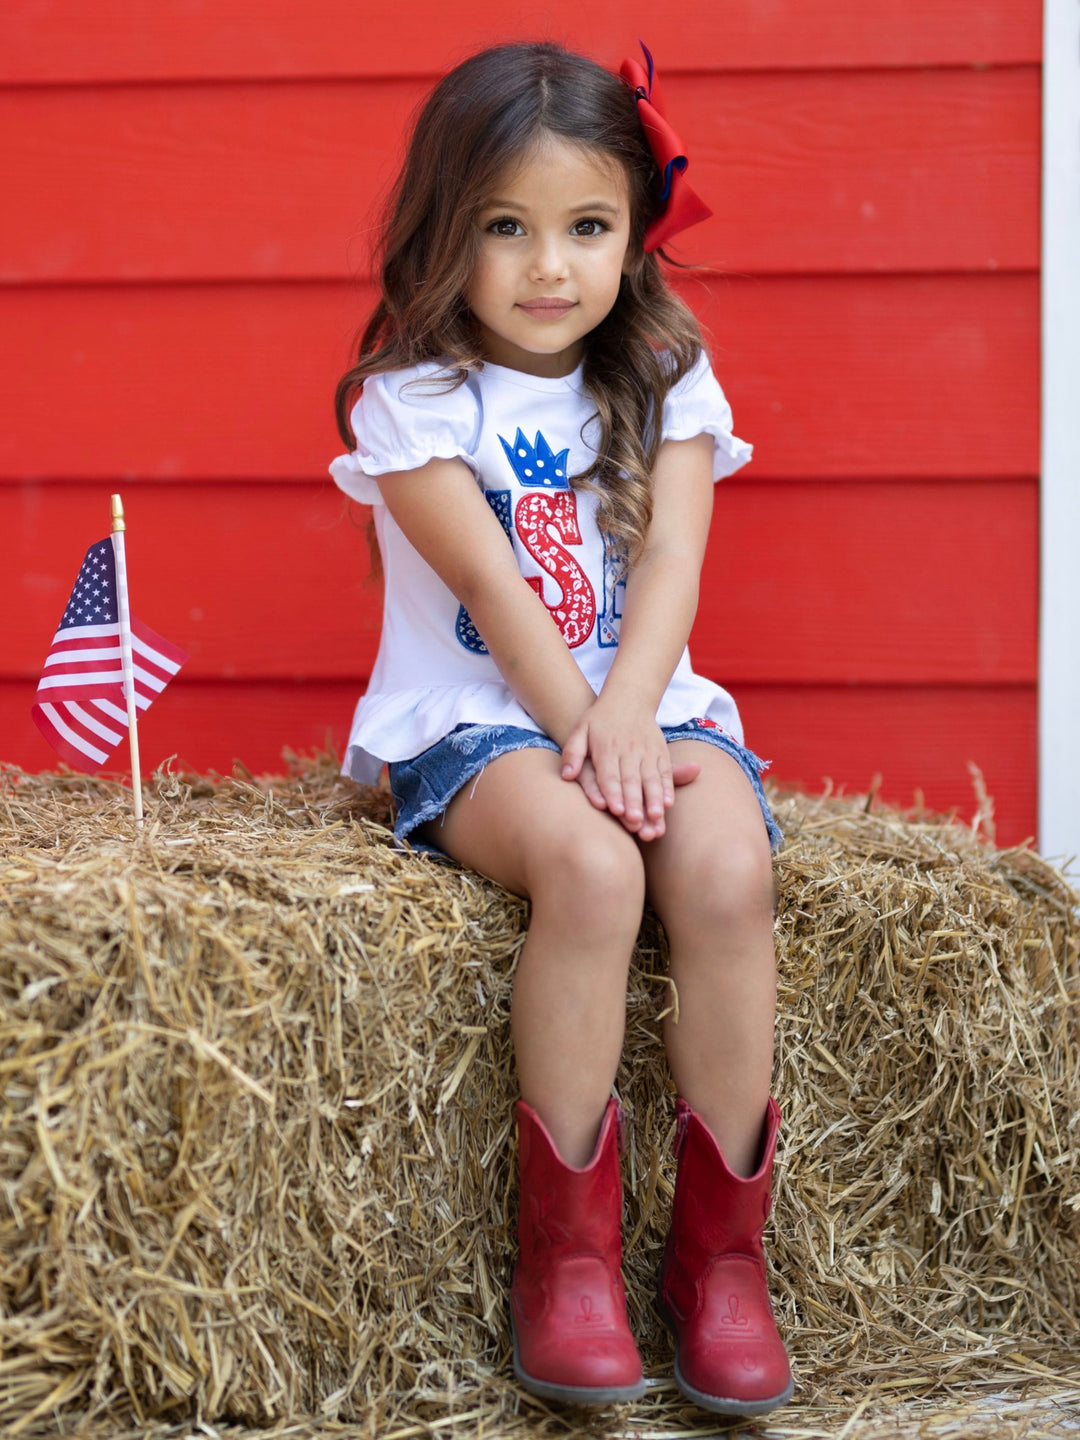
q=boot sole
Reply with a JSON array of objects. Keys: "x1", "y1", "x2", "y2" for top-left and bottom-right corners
[
  {"x1": 659, "y1": 1296, "x2": 795, "y2": 1417},
  {"x1": 511, "y1": 1325, "x2": 647, "y2": 1406}
]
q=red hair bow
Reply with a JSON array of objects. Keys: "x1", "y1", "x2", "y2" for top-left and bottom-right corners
[{"x1": 620, "y1": 42, "x2": 712, "y2": 254}]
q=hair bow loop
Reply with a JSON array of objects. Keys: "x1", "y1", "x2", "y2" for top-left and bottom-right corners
[{"x1": 619, "y1": 42, "x2": 712, "y2": 253}]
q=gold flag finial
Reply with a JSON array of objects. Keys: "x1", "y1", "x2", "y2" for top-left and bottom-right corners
[{"x1": 111, "y1": 493, "x2": 126, "y2": 533}]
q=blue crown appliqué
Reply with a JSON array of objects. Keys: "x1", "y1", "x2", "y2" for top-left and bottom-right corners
[{"x1": 499, "y1": 429, "x2": 570, "y2": 489}]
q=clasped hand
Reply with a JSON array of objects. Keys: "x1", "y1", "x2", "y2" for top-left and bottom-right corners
[{"x1": 559, "y1": 699, "x2": 699, "y2": 842}]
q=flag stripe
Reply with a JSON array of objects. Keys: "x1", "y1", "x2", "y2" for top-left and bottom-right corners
[
  {"x1": 40, "y1": 662, "x2": 124, "y2": 680},
  {"x1": 49, "y1": 621, "x2": 122, "y2": 643},
  {"x1": 36, "y1": 668, "x2": 126, "y2": 690},
  {"x1": 35, "y1": 682, "x2": 127, "y2": 707},
  {"x1": 94, "y1": 698, "x2": 130, "y2": 725},
  {"x1": 43, "y1": 645, "x2": 122, "y2": 666},
  {"x1": 134, "y1": 642, "x2": 181, "y2": 671}
]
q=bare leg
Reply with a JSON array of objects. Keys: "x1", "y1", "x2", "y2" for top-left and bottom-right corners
[
  {"x1": 419, "y1": 748, "x2": 646, "y2": 1166},
  {"x1": 641, "y1": 743, "x2": 777, "y2": 1177}
]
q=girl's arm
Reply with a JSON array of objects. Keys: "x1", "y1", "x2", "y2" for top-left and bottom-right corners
[
  {"x1": 560, "y1": 431, "x2": 716, "y2": 840},
  {"x1": 374, "y1": 456, "x2": 600, "y2": 744}
]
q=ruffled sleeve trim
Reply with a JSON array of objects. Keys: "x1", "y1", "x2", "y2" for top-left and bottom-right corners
[
  {"x1": 661, "y1": 352, "x2": 752, "y2": 481},
  {"x1": 328, "y1": 364, "x2": 481, "y2": 505}
]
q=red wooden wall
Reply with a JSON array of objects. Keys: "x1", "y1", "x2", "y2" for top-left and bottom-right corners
[{"x1": 1, "y1": 2, "x2": 1041, "y2": 843}]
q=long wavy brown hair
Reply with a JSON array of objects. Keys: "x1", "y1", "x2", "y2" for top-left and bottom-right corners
[{"x1": 335, "y1": 41, "x2": 705, "y2": 563}]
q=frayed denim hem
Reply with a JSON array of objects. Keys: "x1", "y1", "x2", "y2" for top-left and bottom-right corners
[
  {"x1": 389, "y1": 728, "x2": 559, "y2": 852},
  {"x1": 387, "y1": 720, "x2": 782, "y2": 856},
  {"x1": 662, "y1": 721, "x2": 784, "y2": 851}
]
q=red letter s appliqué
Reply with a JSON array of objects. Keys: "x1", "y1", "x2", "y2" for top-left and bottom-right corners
[{"x1": 514, "y1": 491, "x2": 595, "y2": 648}]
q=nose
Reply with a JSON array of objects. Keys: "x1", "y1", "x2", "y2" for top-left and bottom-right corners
[{"x1": 528, "y1": 232, "x2": 568, "y2": 284}]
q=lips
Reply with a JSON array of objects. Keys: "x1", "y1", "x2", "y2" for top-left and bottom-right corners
[{"x1": 517, "y1": 299, "x2": 577, "y2": 320}]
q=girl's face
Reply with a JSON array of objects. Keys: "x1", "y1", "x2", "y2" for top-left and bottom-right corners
[{"x1": 465, "y1": 135, "x2": 632, "y2": 378}]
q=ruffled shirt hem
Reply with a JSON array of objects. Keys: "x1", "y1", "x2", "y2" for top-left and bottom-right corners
[
  {"x1": 665, "y1": 417, "x2": 753, "y2": 480},
  {"x1": 341, "y1": 677, "x2": 744, "y2": 785}
]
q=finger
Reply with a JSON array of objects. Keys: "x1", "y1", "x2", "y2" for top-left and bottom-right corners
[
  {"x1": 672, "y1": 761, "x2": 701, "y2": 788},
  {"x1": 594, "y1": 752, "x2": 625, "y2": 815},
  {"x1": 577, "y1": 759, "x2": 608, "y2": 810},
  {"x1": 618, "y1": 756, "x2": 645, "y2": 828},
  {"x1": 560, "y1": 728, "x2": 588, "y2": 781},
  {"x1": 660, "y1": 759, "x2": 676, "y2": 810},
  {"x1": 641, "y1": 765, "x2": 668, "y2": 823}
]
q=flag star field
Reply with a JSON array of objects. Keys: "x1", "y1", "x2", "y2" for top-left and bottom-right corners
[{"x1": 60, "y1": 540, "x2": 118, "y2": 628}]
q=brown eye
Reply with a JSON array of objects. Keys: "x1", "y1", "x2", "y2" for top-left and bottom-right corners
[
  {"x1": 487, "y1": 217, "x2": 523, "y2": 237},
  {"x1": 571, "y1": 218, "x2": 608, "y2": 237}
]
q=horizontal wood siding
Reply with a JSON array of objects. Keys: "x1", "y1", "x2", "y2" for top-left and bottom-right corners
[
  {"x1": 1, "y1": 2, "x2": 1040, "y2": 842},
  {"x1": 1, "y1": 69, "x2": 1040, "y2": 282},
  {"x1": 1, "y1": 2, "x2": 1041, "y2": 82},
  {"x1": 6, "y1": 479, "x2": 1035, "y2": 684},
  {"x1": 0, "y1": 276, "x2": 1039, "y2": 480}
]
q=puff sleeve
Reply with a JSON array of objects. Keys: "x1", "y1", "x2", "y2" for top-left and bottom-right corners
[
  {"x1": 328, "y1": 364, "x2": 482, "y2": 505},
  {"x1": 661, "y1": 352, "x2": 752, "y2": 481}
]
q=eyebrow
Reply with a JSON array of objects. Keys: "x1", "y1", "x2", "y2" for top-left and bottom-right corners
[{"x1": 481, "y1": 199, "x2": 623, "y2": 214}]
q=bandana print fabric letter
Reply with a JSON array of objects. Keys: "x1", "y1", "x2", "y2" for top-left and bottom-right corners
[
  {"x1": 455, "y1": 489, "x2": 517, "y2": 653},
  {"x1": 597, "y1": 535, "x2": 626, "y2": 648},
  {"x1": 454, "y1": 429, "x2": 598, "y2": 653},
  {"x1": 501, "y1": 430, "x2": 596, "y2": 649}
]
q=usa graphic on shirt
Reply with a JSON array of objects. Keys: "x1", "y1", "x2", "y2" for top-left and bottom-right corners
[{"x1": 456, "y1": 428, "x2": 624, "y2": 654}]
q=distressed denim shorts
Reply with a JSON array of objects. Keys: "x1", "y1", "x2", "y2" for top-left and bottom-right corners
[{"x1": 387, "y1": 719, "x2": 783, "y2": 853}]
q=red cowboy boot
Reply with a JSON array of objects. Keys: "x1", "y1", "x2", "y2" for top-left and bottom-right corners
[
  {"x1": 659, "y1": 1098, "x2": 794, "y2": 1415},
  {"x1": 511, "y1": 1097, "x2": 646, "y2": 1404}
]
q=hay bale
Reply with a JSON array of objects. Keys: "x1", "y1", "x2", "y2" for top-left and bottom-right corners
[{"x1": 0, "y1": 758, "x2": 1078, "y2": 1436}]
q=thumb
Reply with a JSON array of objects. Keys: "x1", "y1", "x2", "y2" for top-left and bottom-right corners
[
  {"x1": 672, "y1": 761, "x2": 701, "y2": 788},
  {"x1": 561, "y1": 726, "x2": 588, "y2": 780}
]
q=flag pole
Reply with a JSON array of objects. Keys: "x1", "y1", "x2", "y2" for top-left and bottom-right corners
[{"x1": 110, "y1": 494, "x2": 144, "y2": 825}]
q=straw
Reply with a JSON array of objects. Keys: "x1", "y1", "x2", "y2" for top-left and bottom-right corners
[{"x1": 1, "y1": 756, "x2": 1077, "y2": 1438}]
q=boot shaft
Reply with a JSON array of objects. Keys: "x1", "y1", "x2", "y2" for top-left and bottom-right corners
[
  {"x1": 668, "y1": 1098, "x2": 780, "y2": 1268},
  {"x1": 516, "y1": 1099, "x2": 624, "y2": 1262}
]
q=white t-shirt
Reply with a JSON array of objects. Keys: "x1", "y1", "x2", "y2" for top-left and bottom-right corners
[{"x1": 329, "y1": 354, "x2": 752, "y2": 783}]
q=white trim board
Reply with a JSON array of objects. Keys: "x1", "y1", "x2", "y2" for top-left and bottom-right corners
[{"x1": 1040, "y1": 0, "x2": 1080, "y2": 866}]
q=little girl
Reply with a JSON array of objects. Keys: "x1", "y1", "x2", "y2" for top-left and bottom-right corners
[{"x1": 330, "y1": 41, "x2": 793, "y2": 1417}]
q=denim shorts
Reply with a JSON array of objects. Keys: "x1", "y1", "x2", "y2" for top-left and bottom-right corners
[{"x1": 387, "y1": 719, "x2": 783, "y2": 853}]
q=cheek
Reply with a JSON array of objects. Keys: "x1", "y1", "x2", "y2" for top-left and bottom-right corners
[
  {"x1": 604, "y1": 254, "x2": 628, "y2": 301},
  {"x1": 464, "y1": 252, "x2": 503, "y2": 314}
]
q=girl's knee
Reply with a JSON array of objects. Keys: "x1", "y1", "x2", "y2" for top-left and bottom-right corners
[
  {"x1": 654, "y1": 831, "x2": 775, "y2": 935},
  {"x1": 529, "y1": 818, "x2": 645, "y2": 931}
]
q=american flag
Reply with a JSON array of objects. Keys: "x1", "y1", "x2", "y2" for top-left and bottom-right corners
[{"x1": 31, "y1": 536, "x2": 188, "y2": 772}]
